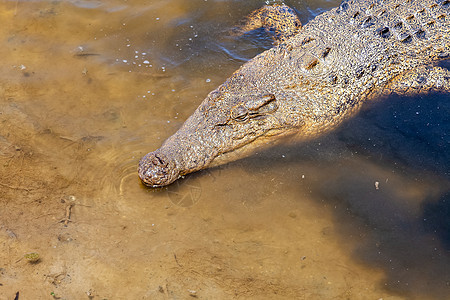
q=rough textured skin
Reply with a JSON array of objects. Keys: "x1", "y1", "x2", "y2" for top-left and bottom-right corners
[
  {"x1": 139, "y1": 0, "x2": 450, "y2": 187},
  {"x1": 232, "y1": 4, "x2": 302, "y2": 44}
]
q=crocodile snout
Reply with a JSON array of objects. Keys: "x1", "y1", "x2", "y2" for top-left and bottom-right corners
[{"x1": 138, "y1": 151, "x2": 180, "y2": 187}]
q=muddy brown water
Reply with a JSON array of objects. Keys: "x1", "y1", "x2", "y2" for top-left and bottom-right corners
[{"x1": 1, "y1": 0, "x2": 449, "y2": 299}]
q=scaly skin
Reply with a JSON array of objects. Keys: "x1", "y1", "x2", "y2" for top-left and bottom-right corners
[{"x1": 139, "y1": 0, "x2": 450, "y2": 187}]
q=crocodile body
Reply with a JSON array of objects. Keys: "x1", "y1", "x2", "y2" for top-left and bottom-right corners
[{"x1": 139, "y1": 0, "x2": 450, "y2": 187}]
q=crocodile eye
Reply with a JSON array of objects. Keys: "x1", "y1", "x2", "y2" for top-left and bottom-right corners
[{"x1": 231, "y1": 105, "x2": 249, "y2": 122}]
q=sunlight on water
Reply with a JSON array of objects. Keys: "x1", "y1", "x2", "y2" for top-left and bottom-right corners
[{"x1": 0, "y1": 0, "x2": 448, "y2": 299}]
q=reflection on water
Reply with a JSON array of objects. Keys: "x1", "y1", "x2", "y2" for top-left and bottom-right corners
[{"x1": 0, "y1": 0, "x2": 449, "y2": 299}]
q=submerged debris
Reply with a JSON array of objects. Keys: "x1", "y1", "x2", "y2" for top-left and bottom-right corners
[{"x1": 24, "y1": 252, "x2": 40, "y2": 263}]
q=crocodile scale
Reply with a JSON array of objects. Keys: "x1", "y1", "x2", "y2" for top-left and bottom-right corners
[{"x1": 138, "y1": 0, "x2": 450, "y2": 187}]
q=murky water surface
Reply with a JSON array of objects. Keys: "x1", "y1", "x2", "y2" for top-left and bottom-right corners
[{"x1": 1, "y1": 0, "x2": 449, "y2": 299}]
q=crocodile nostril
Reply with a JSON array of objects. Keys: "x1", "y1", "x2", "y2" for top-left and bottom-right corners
[{"x1": 138, "y1": 151, "x2": 180, "y2": 187}]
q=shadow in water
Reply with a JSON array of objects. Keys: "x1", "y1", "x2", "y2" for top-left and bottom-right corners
[
  {"x1": 314, "y1": 170, "x2": 449, "y2": 299},
  {"x1": 315, "y1": 91, "x2": 449, "y2": 298},
  {"x1": 237, "y1": 90, "x2": 450, "y2": 298},
  {"x1": 338, "y1": 92, "x2": 450, "y2": 178},
  {"x1": 423, "y1": 192, "x2": 450, "y2": 251}
]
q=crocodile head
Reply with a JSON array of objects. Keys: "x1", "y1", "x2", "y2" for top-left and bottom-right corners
[{"x1": 138, "y1": 86, "x2": 304, "y2": 187}]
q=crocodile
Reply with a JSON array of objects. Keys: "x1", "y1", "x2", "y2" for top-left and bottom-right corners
[{"x1": 138, "y1": 0, "x2": 450, "y2": 187}]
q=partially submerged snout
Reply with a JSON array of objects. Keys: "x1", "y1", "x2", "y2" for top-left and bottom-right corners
[
  {"x1": 138, "y1": 151, "x2": 181, "y2": 187},
  {"x1": 137, "y1": 89, "x2": 301, "y2": 187}
]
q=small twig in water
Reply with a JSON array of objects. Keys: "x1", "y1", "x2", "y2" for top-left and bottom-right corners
[
  {"x1": 58, "y1": 204, "x2": 74, "y2": 227},
  {"x1": 174, "y1": 253, "x2": 182, "y2": 267},
  {"x1": 0, "y1": 182, "x2": 31, "y2": 191},
  {"x1": 14, "y1": 0, "x2": 19, "y2": 16}
]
